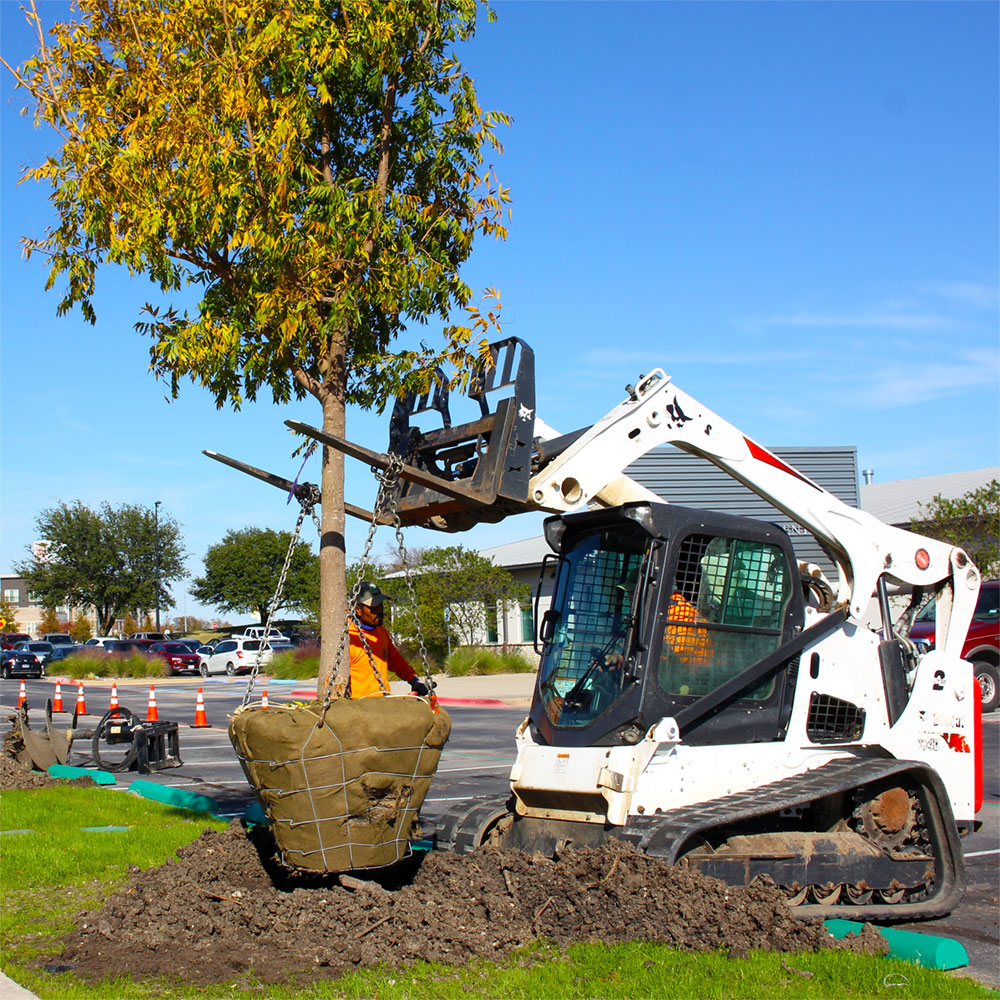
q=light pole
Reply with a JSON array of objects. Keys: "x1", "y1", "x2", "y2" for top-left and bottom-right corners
[{"x1": 154, "y1": 501, "x2": 162, "y2": 631}]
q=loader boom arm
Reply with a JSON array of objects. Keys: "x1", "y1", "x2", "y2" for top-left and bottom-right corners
[{"x1": 527, "y1": 369, "x2": 980, "y2": 647}]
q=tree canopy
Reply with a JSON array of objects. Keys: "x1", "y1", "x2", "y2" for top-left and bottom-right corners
[
  {"x1": 912, "y1": 479, "x2": 1000, "y2": 578},
  {"x1": 192, "y1": 526, "x2": 320, "y2": 623},
  {"x1": 16, "y1": 501, "x2": 186, "y2": 634},
  {"x1": 8, "y1": 0, "x2": 510, "y2": 694},
  {"x1": 351, "y1": 544, "x2": 529, "y2": 662}
]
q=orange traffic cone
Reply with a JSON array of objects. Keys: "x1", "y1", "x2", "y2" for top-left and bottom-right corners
[
  {"x1": 261, "y1": 688, "x2": 269, "y2": 709},
  {"x1": 192, "y1": 687, "x2": 209, "y2": 728},
  {"x1": 52, "y1": 680, "x2": 65, "y2": 712},
  {"x1": 146, "y1": 685, "x2": 158, "y2": 722},
  {"x1": 75, "y1": 682, "x2": 87, "y2": 716},
  {"x1": 17, "y1": 680, "x2": 26, "y2": 709},
  {"x1": 109, "y1": 681, "x2": 120, "y2": 714}
]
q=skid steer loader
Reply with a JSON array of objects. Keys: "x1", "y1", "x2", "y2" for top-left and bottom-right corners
[{"x1": 217, "y1": 337, "x2": 983, "y2": 919}]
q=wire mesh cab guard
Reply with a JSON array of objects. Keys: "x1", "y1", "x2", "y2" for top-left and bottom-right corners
[{"x1": 387, "y1": 337, "x2": 536, "y2": 532}]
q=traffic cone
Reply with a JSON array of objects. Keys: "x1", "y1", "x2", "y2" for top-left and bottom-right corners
[
  {"x1": 17, "y1": 680, "x2": 26, "y2": 709},
  {"x1": 192, "y1": 687, "x2": 209, "y2": 728},
  {"x1": 261, "y1": 688, "x2": 269, "y2": 709},
  {"x1": 75, "y1": 682, "x2": 87, "y2": 716},
  {"x1": 52, "y1": 680, "x2": 65, "y2": 713},
  {"x1": 146, "y1": 685, "x2": 158, "y2": 722},
  {"x1": 109, "y1": 681, "x2": 120, "y2": 714}
]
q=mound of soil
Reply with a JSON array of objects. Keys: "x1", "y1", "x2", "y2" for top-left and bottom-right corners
[{"x1": 45, "y1": 823, "x2": 885, "y2": 986}]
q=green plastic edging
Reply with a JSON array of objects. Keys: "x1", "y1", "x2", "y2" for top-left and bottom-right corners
[
  {"x1": 825, "y1": 918, "x2": 970, "y2": 970},
  {"x1": 81, "y1": 825, "x2": 131, "y2": 832},
  {"x1": 243, "y1": 801, "x2": 268, "y2": 827},
  {"x1": 48, "y1": 764, "x2": 116, "y2": 785},
  {"x1": 128, "y1": 779, "x2": 219, "y2": 815}
]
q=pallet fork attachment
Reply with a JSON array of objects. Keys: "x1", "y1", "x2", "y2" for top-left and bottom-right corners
[{"x1": 208, "y1": 338, "x2": 538, "y2": 531}]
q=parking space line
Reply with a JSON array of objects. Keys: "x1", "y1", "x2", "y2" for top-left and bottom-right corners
[{"x1": 964, "y1": 849, "x2": 1000, "y2": 858}]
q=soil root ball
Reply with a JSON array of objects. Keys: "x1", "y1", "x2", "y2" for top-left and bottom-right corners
[{"x1": 44, "y1": 824, "x2": 886, "y2": 985}]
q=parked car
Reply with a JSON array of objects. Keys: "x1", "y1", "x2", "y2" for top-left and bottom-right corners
[
  {"x1": 104, "y1": 639, "x2": 157, "y2": 656},
  {"x1": 149, "y1": 641, "x2": 202, "y2": 676},
  {"x1": 128, "y1": 632, "x2": 168, "y2": 641},
  {"x1": 910, "y1": 579, "x2": 999, "y2": 712},
  {"x1": 199, "y1": 638, "x2": 287, "y2": 676},
  {"x1": 171, "y1": 638, "x2": 203, "y2": 654},
  {"x1": 1, "y1": 633, "x2": 32, "y2": 650},
  {"x1": 10, "y1": 641, "x2": 55, "y2": 669},
  {"x1": 236, "y1": 626, "x2": 291, "y2": 643},
  {"x1": 42, "y1": 633, "x2": 74, "y2": 645},
  {"x1": 84, "y1": 636, "x2": 120, "y2": 648},
  {"x1": 46, "y1": 644, "x2": 87, "y2": 665},
  {"x1": 0, "y1": 645, "x2": 46, "y2": 678}
]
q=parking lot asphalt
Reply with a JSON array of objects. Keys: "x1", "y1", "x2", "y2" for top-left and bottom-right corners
[{"x1": 2, "y1": 674, "x2": 998, "y2": 989}]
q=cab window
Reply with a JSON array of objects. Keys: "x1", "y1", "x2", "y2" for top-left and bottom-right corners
[{"x1": 658, "y1": 534, "x2": 792, "y2": 700}]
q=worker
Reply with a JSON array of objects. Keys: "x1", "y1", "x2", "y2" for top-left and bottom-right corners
[{"x1": 348, "y1": 581, "x2": 431, "y2": 699}]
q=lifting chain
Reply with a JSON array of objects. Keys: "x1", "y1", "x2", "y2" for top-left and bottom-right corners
[
  {"x1": 242, "y1": 485, "x2": 320, "y2": 707},
  {"x1": 246, "y1": 450, "x2": 434, "y2": 708},
  {"x1": 323, "y1": 452, "x2": 407, "y2": 705}
]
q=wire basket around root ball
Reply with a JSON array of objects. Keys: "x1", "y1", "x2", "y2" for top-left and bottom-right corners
[{"x1": 229, "y1": 696, "x2": 452, "y2": 872}]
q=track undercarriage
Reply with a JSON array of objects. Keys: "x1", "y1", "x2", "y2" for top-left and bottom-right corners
[{"x1": 434, "y1": 758, "x2": 966, "y2": 922}]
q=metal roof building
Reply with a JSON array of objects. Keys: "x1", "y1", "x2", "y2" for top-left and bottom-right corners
[{"x1": 860, "y1": 468, "x2": 999, "y2": 528}]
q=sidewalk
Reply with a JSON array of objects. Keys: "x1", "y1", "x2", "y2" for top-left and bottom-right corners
[
  {"x1": 288, "y1": 671, "x2": 536, "y2": 708},
  {"x1": 49, "y1": 671, "x2": 537, "y2": 708}
]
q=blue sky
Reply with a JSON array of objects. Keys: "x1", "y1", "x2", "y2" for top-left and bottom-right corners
[{"x1": 2, "y1": 1, "x2": 997, "y2": 623}]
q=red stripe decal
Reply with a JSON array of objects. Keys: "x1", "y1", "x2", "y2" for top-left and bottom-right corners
[{"x1": 743, "y1": 438, "x2": 822, "y2": 489}]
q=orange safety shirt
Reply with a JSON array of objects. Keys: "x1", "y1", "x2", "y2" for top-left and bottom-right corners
[{"x1": 348, "y1": 621, "x2": 417, "y2": 699}]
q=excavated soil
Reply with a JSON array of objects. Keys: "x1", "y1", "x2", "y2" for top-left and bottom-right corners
[
  {"x1": 2, "y1": 717, "x2": 885, "y2": 986},
  {"x1": 39, "y1": 823, "x2": 885, "y2": 986}
]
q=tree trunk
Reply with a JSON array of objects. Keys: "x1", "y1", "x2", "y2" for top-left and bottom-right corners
[{"x1": 318, "y1": 387, "x2": 349, "y2": 697}]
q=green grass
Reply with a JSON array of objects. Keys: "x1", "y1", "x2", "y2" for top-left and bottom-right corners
[
  {"x1": 1, "y1": 786, "x2": 228, "y2": 993},
  {"x1": 1, "y1": 788, "x2": 994, "y2": 1000},
  {"x1": 445, "y1": 645, "x2": 537, "y2": 676},
  {"x1": 6, "y1": 941, "x2": 995, "y2": 1000}
]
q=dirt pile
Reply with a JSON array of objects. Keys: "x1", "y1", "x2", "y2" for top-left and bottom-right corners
[
  {"x1": 47, "y1": 823, "x2": 885, "y2": 986},
  {"x1": 1, "y1": 718, "x2": 96, "y2": 789}
]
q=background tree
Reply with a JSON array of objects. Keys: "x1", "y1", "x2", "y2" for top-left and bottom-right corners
[
  {"x1": 68, "y1": 616, "x2": 93, "y2": 642},
  {"x1": 912, "y1": 479, "x2": 999, "y2": 578},
  {"x1": 8, "y1": 1, "x2": 510, "y2": 694},
  {"x1": 16, "y1": 501, "x2": 186, "y2": 635},
  {"x1": 377, "y1": 545, "x2": 528, "y2": 663},
  {"x1": 192, "y1": 527, "x2": 320, "y2": 624},
  {"x1": 0, "y1": 598, "x2": 21, "y2": 633},
  {"x1": 38, "y1": 607, "x2": 62, "y2": 635}
]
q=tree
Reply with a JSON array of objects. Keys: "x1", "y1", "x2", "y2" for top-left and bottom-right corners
[
  {"x1": 16, "y1": 501, "x2": 186, "y2": 635},
  {"x1": 8, "y1": 1, "x2": 510, "y2": 694},
  {"x1": 0, "y1": 598, "x2": 20, "y2": 633},
  {"x1": 912, "y1": 479, "x2": 1000, "y2": 578},
  {"x1": 68, "y1": 617, "x2": 93, "y2": 642},
  {"x1": 192, "y1": 527, "x2": 320, "y2": 623},
  {"x1": 383, "y1": 545, "x2": 528, "y2": 662},
  {"x1": 38, "y1": 607, "x2": 62, "y2": 635}
]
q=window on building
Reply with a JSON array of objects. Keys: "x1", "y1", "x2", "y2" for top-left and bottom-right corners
[
  {"x1": 486, "y1": 609, "x2": 498, "y2": 644},
  {"x1": 520, "y1": 604, "x2": 534, "y2": 644},
  {"x1": 28, "y1": 591, "x2": 43, "y2": 605},
  {"x1": 3, "y1": 589, "x2": 20, "y2": 604}
]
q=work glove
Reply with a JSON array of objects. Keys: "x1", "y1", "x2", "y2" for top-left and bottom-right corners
[{"x1": 409, "y1": 678, "x2": 432, "y2": 697}]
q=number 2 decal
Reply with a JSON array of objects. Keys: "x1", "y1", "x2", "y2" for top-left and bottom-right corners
[{"x1": 932, "y1": 670, "x2": 946, "y2": 692}]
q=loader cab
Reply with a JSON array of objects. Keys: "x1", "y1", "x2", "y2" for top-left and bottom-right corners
[{"x1": 532, "y1": 502, "x2": 805, "y2": 748}]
